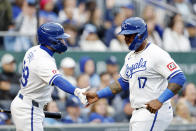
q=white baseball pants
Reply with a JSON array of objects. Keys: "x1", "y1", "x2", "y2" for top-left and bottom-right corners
[
  {"x1": 130, "y1": 103, "x2": 173, "y2": 131},
  {"x1": 11, "y1": 94, "x2": 45, "y2": 131}
]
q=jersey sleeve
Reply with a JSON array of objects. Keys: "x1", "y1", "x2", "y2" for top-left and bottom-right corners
[
  {"x1": 36, "y1": 58, "x2": 62, "y2": 85},
  {"x1": 153, "y1": 50, "x2": 182, "y2": 80},
  {"x1": 119, "y1": 54, "x2": 130, "y2": 82}
]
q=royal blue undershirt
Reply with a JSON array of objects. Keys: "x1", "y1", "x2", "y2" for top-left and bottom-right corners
[
  {"x1": 158, "y1": 72, "x2": 186, "y2": 103},
  {"x1": 52, "y1": 76, "x2": 76, "y2": 95},
  {"x1": 40, "y1": 45, "x2": 54, "y2": 56}
]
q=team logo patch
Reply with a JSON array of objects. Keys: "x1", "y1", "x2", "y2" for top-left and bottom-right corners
[
  {"x1": 52, "y1": 70, "x2": 57, "y2": 74},
  {"x1": 167, "y1": 62, "x2": 177, "y2": 71}
]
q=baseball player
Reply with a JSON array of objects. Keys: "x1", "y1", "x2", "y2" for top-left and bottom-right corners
[
  {"x1": 10, "y1": 22, "x2": 88, "y2": 131},
  {"x1": 85, "y1": 17, "x2": 186, "y2": 131}
]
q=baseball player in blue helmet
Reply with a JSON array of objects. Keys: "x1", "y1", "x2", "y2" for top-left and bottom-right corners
[
  {"x1": 11, "y1": 22, "x2": 89, "y2": 131},
  {"x1": 37, "y1": 22, "x2": 70, "y2": 53},
  {"x1": 85, "y1": 17, "x2": 186, "y2": 131},
  {"x1": 118, "y1": 17, "x2": 148, "y2": 51}
]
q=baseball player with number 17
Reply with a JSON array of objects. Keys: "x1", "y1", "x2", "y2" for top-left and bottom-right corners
[
  {"x1": 85, "y1": 17, "x2": 186, "y2": 131},
  {"x1": 11, "y1": 22, "x2": 88, "y2": 131}
]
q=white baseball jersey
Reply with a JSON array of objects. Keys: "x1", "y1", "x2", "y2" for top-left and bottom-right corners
[
  {"x1": 120, "y1": 43, "x2": 182, "y2": 109},
  {"x1": 19, "y1": 45, "x2": 61, "y2": 104}
]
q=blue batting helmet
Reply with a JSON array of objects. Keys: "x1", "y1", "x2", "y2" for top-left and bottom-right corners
[
  {"x1": 118, "y1": 17, "x2": 148, "y2": 51},
  {"x1": 37, "y1": 22, "x2": 70, "y2": 53}
]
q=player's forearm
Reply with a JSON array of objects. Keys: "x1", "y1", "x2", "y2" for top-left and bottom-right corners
[
  {"x1": 97, "y1": 81, "x2": 121, "y2": 98},
  {"x1": 167, "y1": 83, "x2": 182, "y2": 94},
  {"x1": 158, "y1": 72, "x2": 186, "y2": 103},
  {"x1": 52, "y1": 76, "x2": 76, "y2": 95},
  {"x1": 97, "y1": 77, "x2": 129, "y2": 98},
  {"x1": 109, "y1": 80, "x2": 123, "y2": 94}
]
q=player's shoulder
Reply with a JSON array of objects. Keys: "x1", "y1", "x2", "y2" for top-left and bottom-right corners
[
  {"x1": 148, "y1": 42, "x2": 170, "y2": 57},
  {"x1": 26, "y1": 45, "x2": 54, "y2": 62},
  {"x1": 25, "y1": 45, "x2": 39, "y2": 53},
  {"x1": 124, "y1": 51, "x2": 134, "y2": 61}
]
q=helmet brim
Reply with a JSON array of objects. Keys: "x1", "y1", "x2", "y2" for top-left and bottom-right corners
[
  {"x1": 118, "y1": 30, "x2": 138, "y2": 35},
  {"x1": 56, "y1": 33, "x2": 71, "y2": 39}
]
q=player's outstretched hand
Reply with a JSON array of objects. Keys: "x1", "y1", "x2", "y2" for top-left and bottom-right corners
[
  {"x1": 145, "y1": 99, "x2": 163, "y2": 114},
  {"x1": 74, "y1": 87, "x2": 90, "y2": 106},
  {"x1": 83, "y1": 90, "x2": 99, "y2": 107}
]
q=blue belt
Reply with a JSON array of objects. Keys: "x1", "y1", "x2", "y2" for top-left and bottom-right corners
[{"x1": 19, "y1": 93, "x2": 39, "y2": 108}]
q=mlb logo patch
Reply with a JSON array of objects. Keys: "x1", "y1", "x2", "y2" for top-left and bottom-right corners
[{"x1": 167, "y1": 62, "x2": 177, "y2": 71}]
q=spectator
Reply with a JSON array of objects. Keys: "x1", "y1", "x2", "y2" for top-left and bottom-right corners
[
  {"x1": 61, "y1": 96, "x2": 84, "y2": 123},
  {"x1": 0, "y1": 0, "x2": 13, "y2": 31},
  {"x1": 4, "y1": 0, "x2": 36, "y2": 51},
  {"x1": 169, "y1": 0, "x2": 193, "y2": 21},
  {"x1": 89, "y1": 98, "x2": 114, "y2": 123},
  {"x1": 58, "y1": 0, "x2": 88, "y2": 26},
  {"x1": 182, "y1": 83, "x2": 196, "y2": 117},
  {"x1": 44, "y1": 101, "x2": 62, "y2": 125},
  {"x1": 121, "y1": 4, "x2": 134, "y2": 19},
  {"x1": 109, "y1": 26, "x2": 128, "y2": 51},
  {"x1": 63, "y1": 24, "x2": 80, "y2": 50},
  {"x1": 185, "y1": 22, "x2": 196, "y2": 49},
  {"x1": 79, "y1": 56, "x2": 100, "y2": 88},
  {"x1": 80, "y1": 24, "x2": 107, "y2": 51},
  {"x1": 0, "y1": 54, "x2": 20, "y2": 100},
  {"x1": 172, "y1": 100, "x2": 196, "y2": 124},
  {"x1": 0, "y1": 112, "x2": 9, "y2": 125},
  {"x1": 12, "y1": 0, "x2": 24, "y2": 20},
  {"x1": 113, "y1": 98, "x2": 133, "y2": 122},
  {"x1": 0, "y1": 0, "x2": 13, "y2": 49},
  {"x1": 98, "y1": 71, "x2": 122, "y2": 111},
  {"x1": 163, "y1": 14, "x2": 191, "y2": 52},
  {"x1": 146, "y1": 17, "x2": 163, "y2": 48},
  {"x1": 77, "y1": 74, "x2": 90, "y2": 89},
  {"x1": 57, "y1": 57, "x2": 77, "y2": 101},
  {"x1": 87, "y1": 8, "x2": 106, "y2": 41},
  {"x1": 99, "y1": 72, "x2": 112, "y2": 90},
  {"x1": 60, "y1": 57, "x2": 76, "y2": 86},
  {"x1": 142, "y1": 5, "x2": 163, "y2": 39},
  {"x1": 104, "y1": 10, "x2": 125, "y2": 47},
  {"x1": 105, "y1": 56, "x2": 119, "y2": 81},
  {"x1": 190, "y1": 0, "x2": 196, "y2": 14},
  {"x1": 39, "y1": 0, "x2": 58, "y2": 25},
  {"x1": 104, "y1": 0, "x2": 116, "y2": 29}
]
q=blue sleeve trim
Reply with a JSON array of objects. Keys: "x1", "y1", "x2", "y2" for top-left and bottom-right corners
[
  {"x1": 167, "y1": 70, "x2": 181, "y2": 80},
  {"x1": 169, "y1": 72, "x2": 186, "y2": 86},
  {"x1": 52, "y1": 76, "x2": 76, "y2": 95},
  {"x1": 119, "y1": 74, "x2": 129, "y2": 82},
  {"x1": 158, "y1": 88, "x2": 174, "y2": 103},
  {"x1": 97, "y1": 87, "x2": 113, "y2": 98},
  {"x1": 118, "y1": 77, "x2": 129, "y2": 91},
  {"x1": 49, "y1": 74, "x2": 62, "y2": 85}
]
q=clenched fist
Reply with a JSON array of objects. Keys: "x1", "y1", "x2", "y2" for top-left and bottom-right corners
[
  {"x1": 83, "y1": 90, "x2": 99, "y2": 107},
  {"x1": 146, "y1": 99, "x2": 163, "y2": 114}
]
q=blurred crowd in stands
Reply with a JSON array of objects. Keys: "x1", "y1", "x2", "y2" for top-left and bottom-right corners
[
  {"x1": 0, "y1": 0, "x2": 196, "y2": 51},
  {"x1": 0, "y1": 0, "x2": 196, "y2": 126}
]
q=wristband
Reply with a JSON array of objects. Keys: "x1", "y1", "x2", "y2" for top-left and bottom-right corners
[
  {"x1": 158, "y1": 88, "x2": 174, "y2": 103},
  {"x1": 97, "y1": 87, "x2": 113, "y2": 98}
]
